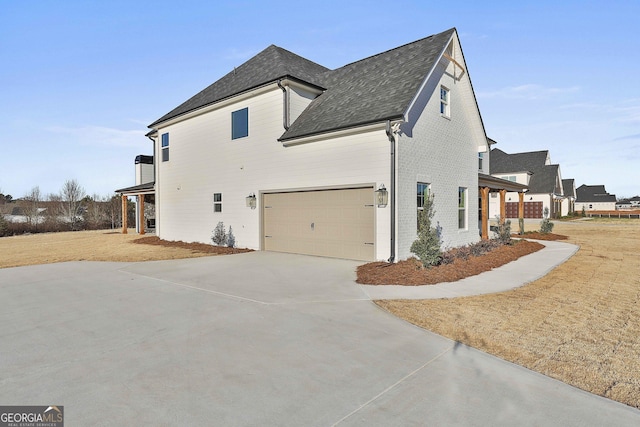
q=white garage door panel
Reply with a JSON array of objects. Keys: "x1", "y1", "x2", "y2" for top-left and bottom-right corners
[{"x1": 263, "y1": 188, "x2": 375, "y2": 261}]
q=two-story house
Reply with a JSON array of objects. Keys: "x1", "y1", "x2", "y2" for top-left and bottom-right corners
[
  {"x1": 120, "y1": 28, "x2": 524, "y2": 262},
  {"x1": 489, "y1": 148, "x2": 567, "y2": 219}
]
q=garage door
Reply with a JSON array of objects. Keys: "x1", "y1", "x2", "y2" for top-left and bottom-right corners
[
  {"x1": 263, "y1": 188, "x2": 375, "y2": 261},
  {"x1": 505, "y1": 201, "x2": 543, "y2": 218}
]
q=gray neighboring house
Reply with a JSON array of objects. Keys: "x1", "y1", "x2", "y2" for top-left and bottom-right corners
[
  {"x1": 489, "y1": 148, "x2": 567, "y2": 219},
  {"x1": 576, "y1": 184, "x2": 617, "y2": 212}
]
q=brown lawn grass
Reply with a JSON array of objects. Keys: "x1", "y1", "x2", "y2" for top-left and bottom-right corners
[
  {"x1": 0, "y1": 229, "x2": 250, "y2": 269},
  {"x1": 377, "y1": 219, "x2": 640, "y2": 409}
]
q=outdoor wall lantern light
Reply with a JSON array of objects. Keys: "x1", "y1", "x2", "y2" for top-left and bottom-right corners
[
  {"x1": 246, "y1": 193, "x2": 257, "y2": 209},
  {"x1": 375, "y1": 184, "x2": 388, "y2": 208}
]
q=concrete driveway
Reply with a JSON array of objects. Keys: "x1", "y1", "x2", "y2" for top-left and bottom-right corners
[{"x1": 1, "y1": 252, "x2": 639, "y2": 426}]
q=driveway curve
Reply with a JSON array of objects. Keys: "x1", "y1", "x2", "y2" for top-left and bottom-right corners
[{"x1": 1, "y1": 252, "x2": 638, "y2": 426}]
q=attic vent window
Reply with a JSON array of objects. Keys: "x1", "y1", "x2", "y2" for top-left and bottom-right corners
[
  {"x1": 440, "y1": 86, "x2": 450, "y2": 118},
  {"x1": 232, "y1": 107, "x2": 248, "y2": 139}
]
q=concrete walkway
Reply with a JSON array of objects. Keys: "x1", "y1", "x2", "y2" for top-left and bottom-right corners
[{"x1": 360, "y1": 239, "x2": 579, "y2": 300}]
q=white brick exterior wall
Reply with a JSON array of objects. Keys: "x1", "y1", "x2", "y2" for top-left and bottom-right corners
[{"x1": 396, "y1": 40, "x2": 482, "y2": 259}]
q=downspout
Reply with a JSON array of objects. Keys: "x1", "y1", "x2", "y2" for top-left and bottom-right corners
[
  {"x1": 385, "y1": 120, "x2": 396, "y2": 263},
  {"x1": 147, "y1": 133, "x2": 157, "y2": 234},
  {"x1": 277, "y1": 79, "x2": 289, "y2": 130}
]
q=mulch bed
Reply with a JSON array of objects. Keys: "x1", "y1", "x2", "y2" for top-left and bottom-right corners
[
  {"x1": 357, "y1": 239, "x2": 545, "y2": 286},
  {"x1": 133, "y1": 236, "x2": 253, "y2": 255},
  {"x1": 512, "y1": 232, "x2": 568, "y2": 241}
]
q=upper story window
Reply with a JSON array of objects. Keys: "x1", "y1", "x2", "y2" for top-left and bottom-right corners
[
  {"x1": 478, "y1": 153, "x2": 484, "y2": 171},
  {"x1": 161, "y1": 133, "x2": 169, "y2": 162},
  {"x1": 232, "y1": 107, "x2": 249, "y2": 139},
  {"x1": 440, "y1": 86, "x2": 450, "y2": 117}
]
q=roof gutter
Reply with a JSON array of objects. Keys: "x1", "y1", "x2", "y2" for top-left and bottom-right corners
[{"x1": 277, "y1": 79, "x2": 290, "y2": 131}]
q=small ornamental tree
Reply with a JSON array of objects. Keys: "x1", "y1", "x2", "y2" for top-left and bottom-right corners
[
  {"x1": 495, "y1": 217, "x2": 512, "y2": 244},
  {"x1": 540, "y1": 207, "x2": 554, "y2": 234},
  {"x1": 227, "y1": 226, "x2": 236, "y2": 248},
  {"x1": 212, "y1": 221, "x2": 228, "y2": 246},
  {"x1": 410, "y1": 193, "x2": 442, "y2": 268}
]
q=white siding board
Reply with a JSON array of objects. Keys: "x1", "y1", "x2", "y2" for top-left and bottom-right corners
[{"x1": 155, "y1": 88, "x2": 391, "y2": 260}]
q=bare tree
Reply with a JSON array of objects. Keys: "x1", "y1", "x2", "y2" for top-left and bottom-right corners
[
  {"x1": 22, "y1": 186, "x2": 43, "y2": 231},
  {"x1": 59, "y1": 179, "x2": 86, "y2": 230}
]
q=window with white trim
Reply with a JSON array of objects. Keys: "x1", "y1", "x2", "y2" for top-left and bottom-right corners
[
  {"x1": 458, "y1": 187, "x2": 467, "y2": 229},
  {"x1": 161, "y1": 133, "x2": 169, "y2": 162},
  {"x1": 417, "y1": 182, "x2": 431, "y2": 231},
  {"x1": 213, "y1": 193, "x2": 222, "y2": 212},
  {"x1": 440, "y1": 86, "x2": 450, "y2": 117}
]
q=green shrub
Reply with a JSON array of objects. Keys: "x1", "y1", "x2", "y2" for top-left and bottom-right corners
[
  {"x1": 540, "y1": 207, "x2": 554, "y2": 234},
  {"x1": 410, "y1": 194, "x2": 442, "y2": 268},
  {"x1": 0, "y1": 215, "x2": 7, "y2": 237},
  {"x1": 212, "y1": 221, "x2": 228, "y2": 246}
]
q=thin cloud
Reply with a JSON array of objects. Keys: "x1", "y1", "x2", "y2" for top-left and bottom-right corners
[{"x1": 477, "y1": 84, "x2": 580, "y2": 100}]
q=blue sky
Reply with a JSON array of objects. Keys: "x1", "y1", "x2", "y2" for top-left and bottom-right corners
[{"x1": 1, "y1": 0, "x2": 638, "y2": 199}]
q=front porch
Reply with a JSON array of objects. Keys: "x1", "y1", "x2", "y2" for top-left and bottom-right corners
[
  {"x1": 479, "y1": 173, "x2": 528, "y2": 239},
  {"x1": 115, "y1": 182, "x2": 155, "y2": 235}
]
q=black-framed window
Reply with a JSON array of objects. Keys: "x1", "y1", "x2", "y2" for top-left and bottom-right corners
[
  {"x1": 161, "y1": 133, "x2": 169, "y2": 162},
  {"x1": 213, "y1": 193, "x2": 222, "y2": 212},
  {"x1": 232, "y1": 108, "x2": 248, "y2": 139}
]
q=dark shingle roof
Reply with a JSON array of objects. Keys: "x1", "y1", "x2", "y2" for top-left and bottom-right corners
[
  {"x1": 562, "y1": 179, "x2": 576, "y2": 198},
  {"x1": 490, "y1": 148, "x2": 547, "y2": 174},
  {"x1": 576, "y1": 184, "x2": 617, "y2": 203},
  {"x1": 150, "y1": 45, "x2": 329, "y2": 127},
  {"x1": 279, "y1": 28, "x2": 456, "y2": 141},
  {"x1": 490, "y1": 148, "x2": 560, "y2": 194},
  {"x1": 149, "y1": 28, "x2": 457, "y2": 141}
]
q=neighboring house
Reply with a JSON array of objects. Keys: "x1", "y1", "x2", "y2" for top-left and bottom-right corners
[
  {"x1": 4, "y1": 206, "x2": 47, "y2": 224},
  {"x1": 489, "y1": 148, "x2": 566, "y2": 219},
  {"x1": 121, "y1": 28, "x2": 521, "y2": 262},
  {"x1": 561, "y1": 179, "x2": 576, "y2": 216},
  {"x1": 616, "y1": 199, "x2": 632, "y2": 210},
  {"x1": 575, "y1": 184, "x2": 617, "y2": 212}
]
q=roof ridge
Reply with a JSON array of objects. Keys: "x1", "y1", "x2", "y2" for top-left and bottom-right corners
[{"x1": 336, "y1": 28, "x2": 455, "y2": 70}]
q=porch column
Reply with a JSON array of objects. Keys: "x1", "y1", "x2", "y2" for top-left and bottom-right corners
[
  {"x1": 138, "y1": 194, "x2": 145, "y2": 235},
  {"x1": 518, "y1": 191, "x2": 525, "y2": 235},
  {"x1": 499, "y1": 189, "x2": 507, "y2": 225},
  {"x1": 481, "y1": 187, "x2": 490, "y2": 240},
  {"x1": 121, "y1": 195, "x2": 128, "y2": 234}
]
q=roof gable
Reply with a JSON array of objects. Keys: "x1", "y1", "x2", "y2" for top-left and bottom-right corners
[
  {"x1": 279, "y1": 28, "x2": 456, "y2": 141},
  {"x1": 490, "y1": 148, "x2": 560, "y2": 194},
  {"x1": 150, "y1": 45, "x2": 329, "y2": 127}
]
